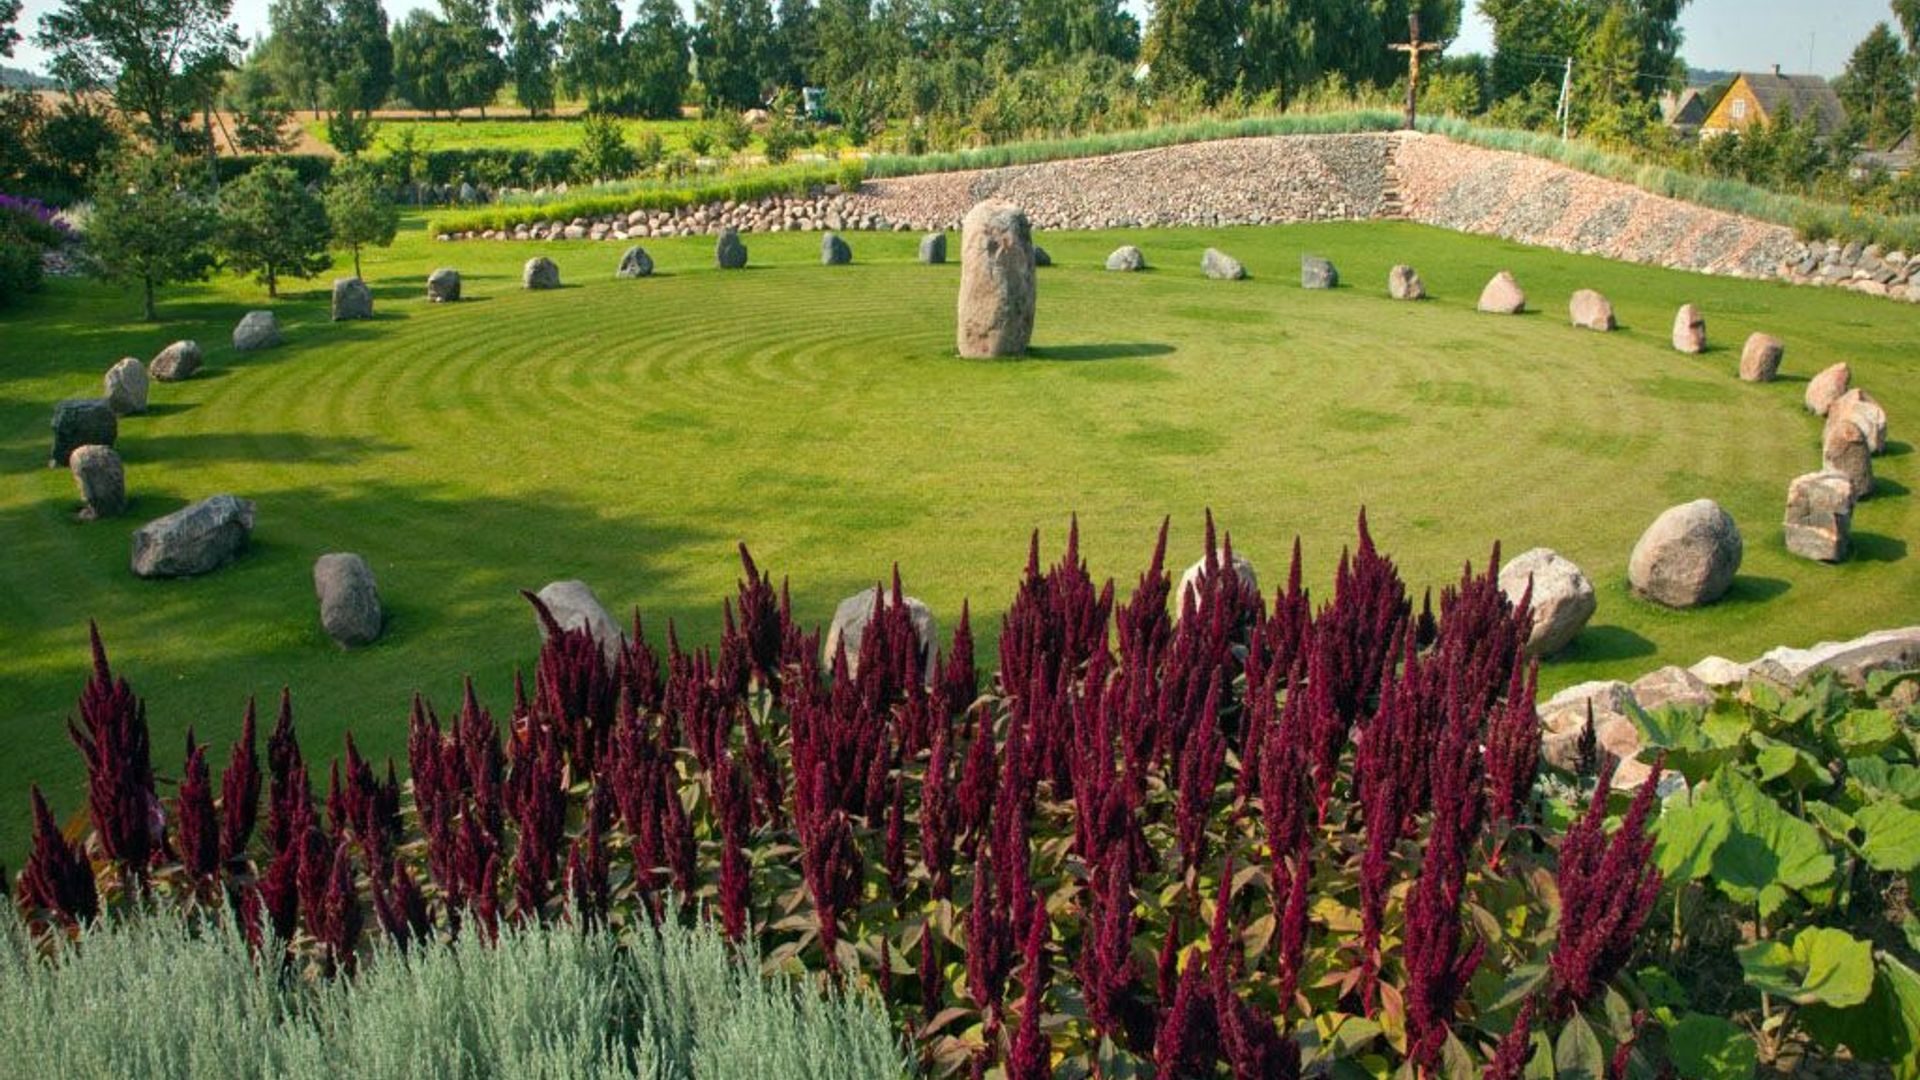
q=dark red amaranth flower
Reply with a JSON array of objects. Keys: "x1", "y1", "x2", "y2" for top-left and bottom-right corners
[
  {"x1": 19, "y1": 786, "x2": 99, "y2": 926},
  {"x1": 373, "y1": 859, "x2": 433, "y2": 949},
  {"x1": 508, "y1": 723, "x2": 568, "y2": 921},
  {"x1": 920, "y1": 926, "x2": 944, "y2": 1023},
  {"x1": 258, "y1": 841, "x2": 300, "y2": 943},
  {"x1": 731, "y1": 544, "x2": 786, "y2": 690},
  {"x1": 524, "y1": 590, "x2": 620, "y2": 774},
  {"x1": 566, "y1": 789, "x2": 612, "y2": 930},
  {"x1": 1485, "y1": 658, "x2": 1542, "y2": 831},
  {"x1": 265, "y1": 690, "x2": 312, "y2": 856},
  {"x1": 966, "y1": 843, "x2": 1013, "y2": 1019},
  {"x1": 1155, "y1": 948, "x2": 1221, "y2": 1080},
  {"x1": 1549, "y1": 755, "x2": 1665, "y2": 1014},
  {"x1": 313, "y1": 841, "x2": 363, "y2": 971},
  {"x1": 1006, "y1": 900, "x2": 1053, "y2": 1080},
  {"x1": 68, "y1": 623, "x2": 158, "y2": 878},
  {"x1": 713, "y1": 750, "x2": 753, "y2": 941},
  {"x1": 1210, "y1": 860, "x2": 1301, "y2": 1080},
  {"x1": 174, "y1": 730, "x2": 220, "y2": 880},
  {"x1": 1401, "y1": 778, "x2": 1486, "y2": 1071},
  {"x1": 219, "y1": 700, "x2": 261, "y2": 865},
  {"x1": 1483, "y1": 998, "x2": 1538, "y2": 1080},
  {"x1": 940, "y1": 600, "x2": 978, "y2": 721}
]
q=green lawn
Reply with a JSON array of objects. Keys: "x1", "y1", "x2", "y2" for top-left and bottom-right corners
[
  {"x1": 313, "y1": 116, "x2": 743, "y2": 159},
  {"x1": 2, "y1": 217, "x2": 1914, "y2": 858}
]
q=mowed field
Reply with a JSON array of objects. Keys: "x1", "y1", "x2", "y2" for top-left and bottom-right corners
[
  {"x1": 309, "y1": 115, "x2": 725, "y2": 158},
  {"x1": 2, "y1": 217, "x2": 1915, "y2": 857}
]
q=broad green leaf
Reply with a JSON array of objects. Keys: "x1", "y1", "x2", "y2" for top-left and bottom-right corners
[
  {"x1": 1836, "y1": 709, "x2": 1902, "y2": 757},
  {"x1": 1704, "y1": 769, "x2": 1836, "y2": 913},
  {"x1": 1553, "y1": 1012, "x2": 1604, "y2": 1080},
  {"x1": 1629, "y1": 703, "x2": 1739, "y2": 783},
  {"x1": 1865, "y1": 668, "x2": 1920, "y2": 700},
  {"x1": 1749, "y1": 733, "x2": 1831, "y2": 791},
  {"x1": 1632, "y1": 965, "x2": 1690, "y2": 1010},
  {"x1": 1737, "y1": 927, "x2": 1875, "y2": 1007},
  {"x1": 1860, "y1": 801, "x2": 1920, "y2": 872},
  {"x1": 1804, "y1": 801, "x2": 1858, "y2": 850},
  {"x1": 1490, "y1": 964, "x2": 1549, "y2": 1012},
  {"x1": 1850, "y1": 758, "x2": 1920, "y2": 804},
  {"x1": 1523, "y1": 1031, "x2": 1555, "y2": 1080},
  {"x1": 1666, "y1": 1012, "x2": 1757, "y2": 1079},
  {"x1": 1803, "y1": 953, "x2": 1920, "y2": 1073},
  {"x1": 1653, "y1": 796, "x2": 1731, "y2": 880}
]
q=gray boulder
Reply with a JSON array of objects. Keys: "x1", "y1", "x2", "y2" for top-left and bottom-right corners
[
  {"x1": 617, "y1": 247, "x2": 654, "y2": 278},
  {"x1": 1672, "y1": 304, "x2": 1707, "y2": 353},
  {"x1": 821, "y1": 232, "x2": 852, "y2": 265},
  {"x1": 1830, "y1": 388, "x2": 1888, "y2": 453},
  {"x1": 331, "y1": 277, "x2": 373, "y2": 321},
  {"x1": 1784, "y1": 469, "x2": 1855, "y2": 562},
  {"x1": 104, "y1": 357, "x2": 149, "y2": 415},
  {"x1": 50, "y1": 398, "x2": 117, "y2": 467},
  {"x1": 1822, "y1": 414, "x2": 1874, "y2": 498},
  {"x1": 918, "y1": 232, "x2": 947, "y2": 264},
  {"x1": 533, "y1": 579, "x2": 622, "y2": 659},
  {"x1": 823, "y1": 588, "x2": 937, "y2": 680},
  {"x1": 523, "y1": 257, "x2": 561, "y2": 289},
  {"x1": 427, "y1": 268, "x2": 462, "y2": 301},
  {"x1": 233, "y1": 311, "x2": 282, "y2": 351},
  {"x1": 1477, "y1": 271, "x2": 1525, "y2": 314},
  {"x1": 716, "y1": 228, "x2": 748, "y2": 269},
  {"x1": 70, "y1": 444, "x2": 126, "y2": 520},
  {"x1": 1750, "y1": 627, "x2": 1920, "y2": 686},
  {"x1": 1388, "y1": 264, "x2": 1425, "y2": 299},
  {"x1": 314, "y1": 553, "x2": 382, "y2": 647},
  {"x1": 1174, "y1": 550, "x2": 1258, "y2": 617},
  {"x1": 130, "y1": 495, "x2": 254, "y2": 578},
  {"x1": 1628, "y1": 499, "x2": 1743, "y2": 608},
  {"x1": 1568, "y1": 289, "x2": 1615, "y2": 331},
  {"x1": 1201, "y1": 248, "x2": 1246, "y2": 280},
  {"x1": 1631, "y1": 665, "x2": 1716, "y2": 714},
  {"x1": 1033, "y1": 246, "x2": 1051, "y2": 267},
  {"x1": 1105, "y1": 245, "x2": 1145, "y2": 272},
  {"x1": 1805, "y1": 363, "x2": 1851, "y2": 416},
  {"x1": 1497, "y1": 547, "x2": 1597, "y2": 656},
  {"x1": 150, "y1": 340, "x2": 203, "y2": 381},
  {"x1": 1300, "y1": 254, "x2": 1338, "y2": 289},
  {"x1": 1739, "y1": 332, "x2": 1783, "y2": 382},
  {"x1": 956, "y1": 200, "x2": 1036, "y2": 359}
]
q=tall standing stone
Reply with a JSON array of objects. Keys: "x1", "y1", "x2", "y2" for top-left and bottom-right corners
[
  {"x1": 331, "y1": 277, "x2": 373, "y2": 321},
  {"x1": 1739, "y1": 333, "x2": 1784, "y2": 382},
  {"x1": 824, "y1": 588, "x2": 938, "y2": 680},
  {"x1": 821, "y1": 232, "x2": 852, "y2": 265},
  {"x1": 104, "y1": 357, "x2": 150, "y2": 415},
  {"x1": 314, "y1": 553, "x2": 383, "y2": 646},
  {"x1": 1805, "y1": 363, "x2": 1851, "y2": 415},
  {"x1": 69, "y1": 445, "x2": 127, "y2": 520},
  {"x1": 427, "y1": 268, "x2": 462, "y2": 301},
  {"x1": 1822, "y1": 415, "x2": 1874, "y2": 498},
  {"x1": 956, "y1": 200, "x2": 1036, "y2": 359},
  {"x1": 532, "y1": 579, "x2": 623, "y2": 660},
  {"x1": 130, "y1": 495, "x2": 255, "y2": 578},
  {"x1": 716, "y1": 228, "x2": 748, "y2": 269},
  {"x1": 1300, "y1": 255, "x2": 1338, "y2": 289},
  {"x1": 1784, "y1": 470, "x2": 1854, "y2": 562},
  {"x1": 1672, "y1": 305, "x2": 1706, "y2": 353},
  {"x1": 523, "y1": 257, "x2": 561, "y2": 289},
  {"x1": 1628, "y1": 499, "x2": 1743, "y2": 608},
  {"x1": 50, "y1": 398, "x2": 117, "y2": 467},
  {"x1": 1388, "y1": 265, "x2": 1425, "y2": 299},
  {"x1": 233, "y1": 311, "x2": 282, "y2": 351},
  {"x1": 1478, "y1": 271, "x2": 1526, "y2": 314},
  {"x1": 1568, "y1": 289, "x2": 1616, "y2": 331},
  {"x1": 1830, "y1": 388, "x2": 1888, "y2": 453},
  {"x1": 918, "y1": 233, "x2": 947, "y2": 264}
]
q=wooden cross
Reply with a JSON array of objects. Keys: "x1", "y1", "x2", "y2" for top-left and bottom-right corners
[{"x1": 1390, "y1": 14, "x2": 1443, "y2": 130}]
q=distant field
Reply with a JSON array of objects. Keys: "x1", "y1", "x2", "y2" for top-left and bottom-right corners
[
  {"x1": 307, "y1": 115, "x2": 760, "y2": 159},
  {"x1": 1, "y1": 216, "x2": 1915, "y2": 859}
]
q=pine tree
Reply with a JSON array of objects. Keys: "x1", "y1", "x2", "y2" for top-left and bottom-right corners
[
  {"x1": 323, "y1": 158, "x2": 398, "y2": 278},
  {"x1": 87, "y1": 149, "x2": 217, "y2": 320},
  {"x1": 218, "y1": 162, "x2": 332, "y2": 299},
  {"x1": 1837, "y1": 22, "x2": 1914, "y2": 149}
]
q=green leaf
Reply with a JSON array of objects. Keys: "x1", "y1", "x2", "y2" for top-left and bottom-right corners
[
  {"x1": 1490, "y1": 964, "x2": 1550, "y2": 1012},
  {"x1": 1860, "y1": 801, "x2": 1920, "y2": 872},
  {"x1": 1865, "y1": 668, "x2": 1920, "y2": 700},
  {"x1": 1666, "y1": 1012, "x2": 1757, "y2": 1079},
  {"x1": 1628, "y1": 703, "x2": 1740, "y2": 783},
  {"x1": 1554, "y1": 1013, "x2": 1604, "y2": 1080},
  {"x1": 1850, "y1": 758, "x2": 1920, "y2": 804},
  {"x1": 1836, "y1": 709, "x2": 1902, "y2": 757},
  {"x1": 1804, "y1": 801, "x2": 1858, "y2": 849},
  {"x1": 1749, "y1": 733, "x2": 1831, "y2": 791},
  {"x1": 1737, "y1": 927, "x2": 1875, "y2": 1007},
  {"x1": 1802, "y1": 953, "x2": 1920, "y2": 1072},
  {"x1": 1523, "y1": 1032, "x2": 1556, "y2": 1080},
  {"x1": 1653, "y1": 796, "x2": 1731, "y2": 881},
  {"x1": 1703, "y1": 768, "x2": 1836, "y2": 914}
]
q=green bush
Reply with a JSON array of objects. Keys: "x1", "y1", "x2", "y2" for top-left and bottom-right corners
[
  {"x1": 0, "y1": 241, "x2": 42, "y2": 307},
  {"x1": 0, "y1": 905, "x2": 910, "y2": 1079}
]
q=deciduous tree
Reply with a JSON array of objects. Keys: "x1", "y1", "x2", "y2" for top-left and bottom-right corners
[
  {"x1": 323, "y1": 158, "x2": 397, "y2": 278},
  {"x1": 87, "y1": 149, "x2": 216, "y2": 320},
  {"x1": 35, "y1": 0, "x2": 240, "y2": 147},
  {"x1": 218, "y1": 162, "x2": 331, "y2": 298}
]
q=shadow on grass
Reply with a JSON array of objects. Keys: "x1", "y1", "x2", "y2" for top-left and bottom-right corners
[
  {"x1": 1721, "y1": 574, "x2": 1792, "y2": 605},
  {"x1": 1558, "y1": 624, "x2": 1658, "y2": 665},
  {"x1": 126, "y1": 432, "x2": 404, "y2": 466},
  {"x1": 1853, "y1": 531, "x2": 1908, "y2": 563},
  {"x1": 1883, "y1": 440, "x2": 1913, "y2": 459},
  {"x1": 1027, "y1": 343, "x2": 1176, "y2": 362}
]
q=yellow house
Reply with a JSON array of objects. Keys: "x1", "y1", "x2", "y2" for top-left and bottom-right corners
[{"x1": 1700, "y1": 66, "x2": 1849, "y2": 139}]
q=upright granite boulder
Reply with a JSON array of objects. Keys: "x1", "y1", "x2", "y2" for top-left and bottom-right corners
[
  {"x1": 821, "y1": 232, "x2": 852, "y2": 265},
  {"x1": 233, "y1": 311, "x2": 282, "y2": 351},
  {"x1": 532, "y1": 579, "x2": 622, "y2": 660},
  {"x1": 314, "y1": 553, "x2": 383, "y2": 646},
  {"x1": 955, "y1": 200, "x2": 1036, "y2": 359},
  {"x1": 1477, "y1": 271, "x2": 1525, "y2": 314},
  {"x1": 1174, "y1": 550, "x2": 1258, "y2": 616},
  {"x1": 1784, "y1": 470, "x2": 1854, "y2": 562},
  {"x1": 715, "y1": 228, "x2": 748, "y2": 269},
  {"x1": 1805, "y1": 363, "x2": 1851, "y2": 416},
  {"x1": 331, "y1": 277, "x2": 373, "y2": 321},
  {"x1": 1739, "y1": 333, "x2": 1784, "y2": 382},
  {"x1": 1569, "y1": 289, "x2": 1616, "y2": 331},
  {"x1": 1201, "y1": 248, "x2": 1246, "y2": 280},
  {"x1": 50, "y1": 398, "x2": 117, "y2": 467},
  {"x1": 616, "y1": 247, "x2": 654, "y2": 278},
  {"x1": 523, "y1": 257, "x2": 561, "y2": 290},
  {"x1": 918, "y1": 232, "x2": 947, "y2": 264},
  {"x1": 1388, "y1": 264, "x2": 1425, "y2": 300},
  {"x1": 1628, "y1": 499, "x2": 1743, "y2": 608},
  {"x1": 824, "y1": 588, "x2": 938, "y2": 680},
  {"x1": 1822, "y1": 415, "x2": 1874, "y2": 498},
  {"x1": 130, "y1": 495, "x2": 254, "y2": 578},
  {"x1": 1300, "y1": 255, "x2": 1338, "y2": 289},
  {"x1": 1032, "y1": 246, "x2": 1052, "y2": 268},
  {"x1": 150, "y1": 340, "x2": 203, "y2": 381},
  {"x1": 1497, "y1": 547, "x2": 1597, "y2": 656},
  {"x1": 104, "y1": 357, "x2": 149, "y2": 415},
  {"x1": 1105, "y1": 245, "x2": 1145, "y2": 272},
  {"x1": 1672, "y1": 304, "x2": 1707, "y2": 353},
  {"x1": 427, "y1": 268, "x2": 462, "y2": 301},
  {"x1": 1830, "y1": 389, "x2": 1888, "y2": 453},
  {"x1": 69, "y1": 445, "x2": 126, "y2": 520}
]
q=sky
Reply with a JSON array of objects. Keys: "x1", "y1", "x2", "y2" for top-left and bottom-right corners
[{"x1": 6, "y1": 0, "x2": 1904, "y2": 79}]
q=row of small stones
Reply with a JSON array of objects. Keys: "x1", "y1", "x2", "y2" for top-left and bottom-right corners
[{"x1": 1777, "y1": 239, "x2": 1920, "y2": 302}]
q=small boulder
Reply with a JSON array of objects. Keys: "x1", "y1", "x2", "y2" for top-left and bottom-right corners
[
  {"x1": 1387, "y1": 264, "x2": 1425, "y2": 300},
  {"x1": 523, "y1": 257, "x2": 561, "y2": 290},
  {"x1": 1201, "y1": 248, "x2": 1246, "y2": 280},
  {"x1": 50, "y1": 398, "x2": 117, "y2": 467},
  {"x1": 1830, "y1": 388, "x2": 1888, "y2": 453},
  {"x1": 1784, "y1": 469, "x2": 1855, "y2": 562},
  {"x1": 1804, "y1": 363, "x2": 1851, "y2": 416},
  {"x1": 1032, "y1": 246, "x2": 1052, "y2": 268},
  {"x1": 715, "y1": 228, "x2": 748, "y2": 269},
  {"x1": 1739, "y1": 332, "x2": 1783, "y2": 382},
  {"x1": 1477, "y1": 271, "x2": 1525, "y2": 314},
  {"x1": 104, "y1": 357, "x2": 149, "y2": 415},
  {"x1": 233, "y1": 311, "x2": 282, "y2": 351},
  {"x1": 1628, "y1": 499, "x2": 1743, "y2": 608},
  {"x1": 69, "y1": 444, "x2": 127, "y2": 520},
  {"x1": 1568, "y1": 289, "x2": 1615, "y2": 331},
  {"x1": 1630, "y1": 665, "x2": 1716, "y2": 714},
  {"x1": 1822, "y1": 415, "x2": 1874, "y2": 498},
  {"x1": 1671, "y1": 304, "x2": 1707, "y2": 353},
  {"x1": 532, "y1": 579, "x2": 622, "y2": 659},
  {"x1": 427, "y1": 268, "x2": 462, "y2": 301},
  {"x1": 130, "y1": 494, "x2": 254, "y2": 578},
  {"x1": 616, "y1": 246, "x2": 654, "y2": 279},
  {"x1": 956, "y1": 200, "x2": 1036, "y2": 359},
  {"x1": 1300, "y1": 254, "x2": 1338, "y2": 289},
  {"x1": 1497, "y1": 547, "x2": 1597, "y2": 656},
  {"x1": 918, "y1": 232, "x2": 948, "y2": 264},
  {"x1": 314, "y1": 552, "x2": 382, "y2": 647},
  {"x1": 330, "y1": 277, "x2": 373, "y2": 321},
  {"x1": 821, "y1": 232, "x2": 852, "y2": 265},
  {"x1": 1174, "y1": 550, "x2": 1258, "y2": 616},
  {"x1": 150, "y1": 340, "x2": 203, "y2": 381},
  {"x1": 1105, "y1": 245, "x2": 1145, "y2": 272},
  {"x1": 823, "y1": 588, "x2": 938, "y2": 680}
]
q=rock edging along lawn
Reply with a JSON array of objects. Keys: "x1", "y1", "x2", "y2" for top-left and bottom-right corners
[{"x1": 433, "y1": 132, "x2": 1912, "y2": 300}]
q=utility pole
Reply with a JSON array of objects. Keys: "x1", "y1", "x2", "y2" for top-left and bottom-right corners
[
  {"x1": 1557, "y1": 56, "x2": 1574, "y2": 140},
  {"x1": 1390, "y1": 13, "x2": 1444, "y2": 130}
]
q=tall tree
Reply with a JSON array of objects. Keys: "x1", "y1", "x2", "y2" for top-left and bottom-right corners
[
  {"x1": 558, "y1": 0, "x2": 627, "y2": 110},
  {"x1": 694, "y1": 0, "x2": 777, "y2": 110},
  {"x1": 1481, "y1": 0, "x2": 1685, "y2": 106},
  {"x1": 627, "y1": 0, "x2": 692, "y2": 118},
  {"x1": 1140, "y1": 0, "x2": 1241, "y2": 101},
  {"x1": 392, "y1": 10, "x2": 456, "y2": 113},
  {"x1": 267, "y1": 0, "x2": 335, "y2": 113},
  {"x1": 498, "y1": 0, "x2": 556, "y2": 115},
  {"x1": 323, "y1": 157, "x2": 398, "y2": 278},
  {"x1": 218, "y1": 161, "x2": 331, "y2": 298},
  {"x1": 331, "y1": 0, "x2": 392, "y2": 112},
  {"x1": 87, "y1": 149, "x2": 216, "y2": 320},
  {"x1": 439, "y1": 0, "x2": 507, "y2": 113},
  {"x1": 35, "y1": 0, "x2": 240, "y2": 147},
  {"x1": 1, "y1": 0, "x2": 21, "y2": 57},
  {"x1": 771, "y1": 0, "x2": 814, "y2": 88},
  {"x1": 1837, "y1": 22, "x2": 1914, "y2": 149}
]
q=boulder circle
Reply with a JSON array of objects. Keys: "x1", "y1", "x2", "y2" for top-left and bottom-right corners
[
  {"x1": 533, "y1": 579, "x2": 623, "y2": 659},
  {"x1": 1739, "y1": 333, "x2": 1784, "y2": 382},
  {"x1": 1568, "y1": 289, "x2": 1616, "y2": 331},
  {"x1": 918, "y1": 232, "x2": 947, "y2": 264},
  {"x1": 821, "y1": 232, "x2": 852, "y2": 265},
  {"x1": 823, "y1": 588, "x2": 938, "y2": 680},
  {"x1": 50, "y1": 397, "x2": 117, "y2": 467},
  {"x1": 233, "y1": 310, "x2": 282, "y2": 351},
  {"x1": 1300, "y1": 254, "x2": 1338, "y2": 289},
  {"x1": 1822, "y1": 415, "x2": 1874, "y2": 498},
  {"x1": 1105, "y1": 245, "x2": 1145, "y2": 272},
  {"x1": 130, "y1": 494, "x2": 255, "y2": 578},
  {"x1": 716, "y1": 228, "x2": 748, "y2": 269},
  {"x1": 1805, "y1": 363, "x2": 1851, "y2": 416},
  {"x1": 1627, "y1": 499, "x2": 1743, "y2": 608},
  {"x1": 955, "y1": 199, "x2": 1036, "y2": 359},
  {"x1": 523, "y1": 257, "x2": 561, "y2": 290},
  {"x1": 1672, "y1": 304, "x2": 1706, "y2": 353},
  {"x1": 1784, "y1": 470, "x2": 1855, "y2": 563},
  {"x1": 314, "y1": 552, "x2": 383, "y2": 647},
  {"x1": 1830, "y1": 388, "x2": 1888, "y2": 453},
  {"x1": 150, "y1": 339, "x2": 203, "y2": 381},
  {"x1": 104, "y1": 356, "x2": 149, "y2": 415},
  {"x1": 70, "y1": 444, "x2": 127, "y2": 520},
  {"x1": 427, "y1": 268, "x2": 462, "y2": 301},
  {"x1": 1201, "y1": 248, "x2": 1246, "y2": 280},
  {"x1": 1388, "y1": 264, "x2": 1425, "y2": 300},
  {"x1": 331, "y1": 277, "x2": 373, "y2": 321},
  {"x1": 1497, "y1": 547, "x2": 1597, "y2": 656},
  {"x1": 616, "y1": 247, "x2": 654, "y2": 279},
  {"x1": 1477, "y1": 271, "x2": 1525, "y2": 314}
]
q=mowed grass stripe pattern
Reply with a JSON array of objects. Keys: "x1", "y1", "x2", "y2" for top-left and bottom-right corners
[{"x1": 0, "y1": 218, "x2": 1913, "y2": 858}]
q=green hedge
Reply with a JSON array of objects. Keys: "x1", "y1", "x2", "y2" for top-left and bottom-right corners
[{"x1": 429, "y1": 164, "x2": 844, "y2": 234}]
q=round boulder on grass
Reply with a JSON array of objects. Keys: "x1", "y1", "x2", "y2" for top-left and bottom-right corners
[
  {"x1": 532, "y1": 579, "x2": 622, "y2": 660},
  {"x1": 1739, "y1": 333, "x2": 1784, "y2": 382},
  {"x1": 331, "y1": 277, "x2": 373, "y2": 321},
  {"x1": 716, "y1": 228, "x2": 748, "y2": 269},
  {"x1": 1784, "y1": 470, "x2": 1855, "y2": 563},
  {"x1": 70, "y1": 444, "x2": 126, "y2": 521},
  {"x1": 314, "y1": 553, "x2": 383, "y2": 647},
  {"x1": 1805, "y1": 363, "x2": 1851, "y2": 416},
  {"x1": 1628, "y1": 499, "x2": 1743, "y2": 608},
  {"x1": 918, "y1": 232, "x2": 947, "y2": 264},
  {"x1": 1478, "y1": 271, "x2": 1525, "y2": 314},
  {"x1": 1830, "y1": 388, "x2": 1888, "y2": 453},
  {"x1": 1201, "y1": 248, "x2": 1246, "y2": 280},
  {"x1": 1822, "y1": 415, "x2": 1874, "y2": 498},
  {"x1": 1174, "y1": 550, "x2": 1258, "y2": 617},
  {"x1": 1033, "y1": 246, "x2": 1051, "y2": 268},
  {"x1": 956, "y1": 200, "x2": 1036, "y2": 359},
  {"x1": 1300, "y1": 254, "x2": 1338, "y2": 289},
  {"x1": 1106, "y1": 245, "x2": 1145, "y2": 271},
  {"x1": 1569, "y1": 289, "x2": 1616, "y2": 331},
  {"x1": 1388, "y1": 264, "x2": 1425, "y2": 299},
  {"x1": 50, "y1": 397, "x2": 116, "y2": 467},
  {"x1": 616, "y1": 247, "x2": 654, "y2": 279},
  {"x1": 427, "y1": 268, "x2": 462, "y2": 301},
  {"x1": 824, "y1": 587, "x2": 937, "y2": 680},
  {"x1": 1672, "y1": 304, "x2": 1706, "y2": 353},
  {"x1": 150, "y1": 339, "x2": 203, "y2": 381},
  {"x1": 233, "y1": 311, "x2": 282, "y2": 351},
  {"x1": 130, "y1": 494, "x2": 254, "y2": 578},
  {"x1": 104, "y1": 357, "x2": 149, "y2": 415},
  {"x1": 1497, "y1": 547, "x2": 1597, "y2": 656},
  {"x1": 523, "y1": 257, "x2": 561, "y2": 290},
  {"x1": 821, "y1": 232, "x2": 852, "y2": 265}
]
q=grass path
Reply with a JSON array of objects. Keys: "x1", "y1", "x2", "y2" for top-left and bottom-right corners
[{"x1": 1, "y1": 218, "x2": 1913, "y2": 856}]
